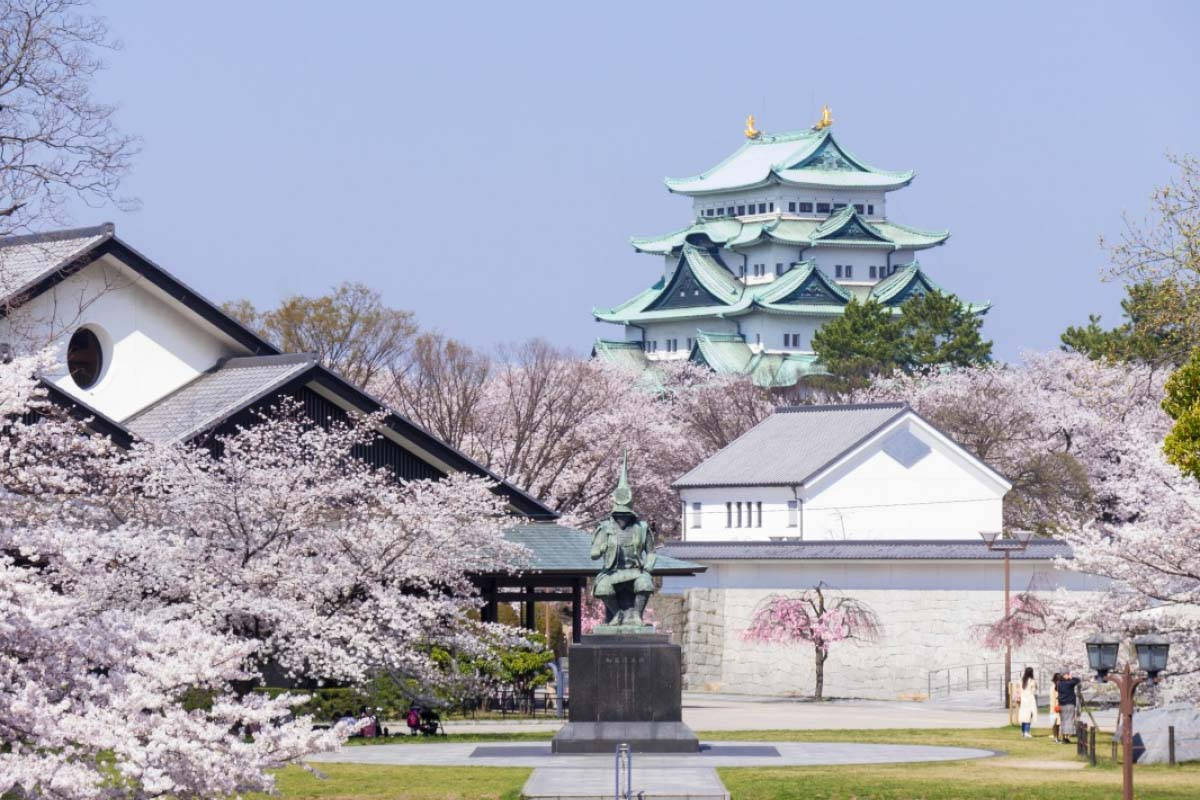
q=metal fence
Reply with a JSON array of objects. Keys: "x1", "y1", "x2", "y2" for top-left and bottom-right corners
[{"x1": 926, "y1": 662, "x2": 1053, "y2": 700}]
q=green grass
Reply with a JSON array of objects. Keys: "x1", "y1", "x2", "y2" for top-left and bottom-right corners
[
  {"x1": 271, "y1": 763, "x2": 529, "y2": 800},
  {"x1": 710, "y1": 727, "x2": 1200, "y2": 800},
  {"x1": 277, "y1": 727, "x2": 1200, "y2": 800}
]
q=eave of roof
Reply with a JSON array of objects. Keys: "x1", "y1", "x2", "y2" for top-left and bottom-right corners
[
  {"x1": 663, "y1": 129, "x2": 913, "y2": 196},
  {"x1": 630, "y1": 213, "x2": 949, "y2": 255},
  {"x1": 499, "y1": 522, "x2": 705, "y2": 575},
  {"x1": 659, "y1": 538, "x2": 1072, "y2": 562}
]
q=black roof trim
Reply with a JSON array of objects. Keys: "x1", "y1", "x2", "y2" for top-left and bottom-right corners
[
  {"x1": 661, "y1": 538, "x2": 1072, "y2": 561},
  {"x1": 775, "y1": 401, "x2": 907, "y2": 414},
  {"x1": 0, "y1": 223, "x2": 114, "y2": 250},
  {"x1": 306, "y1": 366, "x2": 558, "y2": 520},
  {"x1": 39, "y1": 379, "x2": 134, "y2": 448}
]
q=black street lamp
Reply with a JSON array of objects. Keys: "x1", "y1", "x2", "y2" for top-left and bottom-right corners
[
  {"x1": 1084, "y1": 633, "x2": 1170, "y2": 800},
  {"x1": 980, "y1": 530, "x2": 1033, "y2": 707}
]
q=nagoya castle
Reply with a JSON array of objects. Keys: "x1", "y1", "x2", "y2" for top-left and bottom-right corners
[{"x1": 593, "y1": 107, "x2": 987, "y2": 387}]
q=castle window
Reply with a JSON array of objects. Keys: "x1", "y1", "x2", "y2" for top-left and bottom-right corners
[
  {"x1": 846, "y1": 265, "x2": 854, "y2": 278},
  {"x1": 854, "y1": 203, "x2": 864, "y2": 213},
  {"x1": 775, "y1": 262, "x2": 783, "y2": 275},
  {"x1": 726, "y1": 502, "x2": 732, "y2": 528},
  {"x1": 756, "y1": 333, "x2": 761, "y2": 344},
  {"x1": 737, "y1": 205, "x2": 746, "y2": 215},
  {"x1": 758, "y1": 203, "x2": 767, "y2": 213},
  {"x1": 768, "y1": 202, "x2": 774, "y2": 212},
  {"x1": 705, "y1": 209, "x2": 714, "y2": 217},
  {"x1": 816, "y1": 202, "x2": 830, "y2": 213},
  {"x1": 687, "y1": 337, "x2": 693, "y2": 349},
  {"x1": 756, "y1": 502, "x2": 763, "y2": 527},
  {"x1": 783, "y1": 333, "x2": 792, "y2": 347},
  {"x1": 868, "y1": 204, "x2": 875, "y2": 215},
  {"x1": 736, "y1": 502, "x2": 743, "y2": 527},
  {"x1": 870, "y1": 266, "x2": 877, "y2": 278},
  {"x1": 692, "y1": 502, "x2": 701, "y2": 529},
  {"x1": 788, "y1": 201, "x2": 796, "y2": 212},
  {"x1": 800, "y1": 202, "x2": 814, "y2": 213},
  {"x1": 835, "y1": 264, "x2": 843, "y2": 278},
  {"x1": 833, "y1": 202, "x2": 847, "y2": 210},
  {"x1": 787, "y1": 500, "x2": 798, "y2": 527}
]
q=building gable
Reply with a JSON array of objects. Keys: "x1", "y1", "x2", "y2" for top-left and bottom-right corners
[{"x1": 648, "y1": 250, "x2": 739, "y2": 311}]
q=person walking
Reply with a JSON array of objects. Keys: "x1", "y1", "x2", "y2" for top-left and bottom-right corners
[
  {"x1": 1056, "y1": 670, "x2": 1082, "y2": 743},
  {"x1": 1018, "y1": 666, "x2": 1039, "y2": 738},
  {"x1": 1049, "y1": 672, "x2": 1063, "y2": 742}
]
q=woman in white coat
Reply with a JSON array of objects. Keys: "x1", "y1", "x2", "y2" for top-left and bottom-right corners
[{"x1": 1018, "y1": 666, "x2": 1039, "y2": 738}]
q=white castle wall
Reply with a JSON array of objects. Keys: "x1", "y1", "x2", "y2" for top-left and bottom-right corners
[{"x1": 665, "y1": 561, "x2": 1107, "y2": 699}]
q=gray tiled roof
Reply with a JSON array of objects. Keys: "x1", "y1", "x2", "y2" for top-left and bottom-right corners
[
  {"x1": 660, "y1": 538, "x2": 1073, "y2": 562},
  {"x1": 673, "y1": 403, "x2": 908, "y2": 488},
  {"x1": 123, "y1": 354, "x2": 316, "y2": 443},
  {"x1": 0, "y1": 225, "x2": 112, "y2": 301},
  {"x1": 504, "y1": 522, "x2": 705, "y2": 574}
]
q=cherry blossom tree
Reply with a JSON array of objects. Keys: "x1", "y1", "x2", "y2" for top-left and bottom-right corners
[
  {"x1": 870, "y1": 352, "x2": 1200, "y2": 701},
  {"x1": 742, "y1": 584, "x2": 881, "y2": 700},
  {"x1": 1, "y1": 352, "x2": 530, "y2": 798},
  {"x1": 387, "y1": 339, "x2": 774, "y2": 536}
]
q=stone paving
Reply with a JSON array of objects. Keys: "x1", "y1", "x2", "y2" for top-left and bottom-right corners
[{"x1": 307, "y1": 739, "x2": 997, "y2": 799}]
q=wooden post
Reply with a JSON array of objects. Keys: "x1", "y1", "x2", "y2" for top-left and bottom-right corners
[
  {"x1": 571, "y1": 578, "x2": 583, "y2": 644},
  {"x1": 1169, "y1": 725, "x2": 1176, "y2": 766},
  {"x1": 1089, "y1": 725, "x2": 1097, "y2": 766},
  {"x1": 523, "y1": 584, "x2": 535, "y2": 630}
]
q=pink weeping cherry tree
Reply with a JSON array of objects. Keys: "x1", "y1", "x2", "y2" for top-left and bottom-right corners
[{"x1": 743, "y1": 583, "x2": 882, "y2": 700}]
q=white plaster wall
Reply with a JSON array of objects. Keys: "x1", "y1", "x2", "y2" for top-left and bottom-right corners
[
  {"x1": 4, "y1": 255, "x2": 243, "y2": 421},
  {"x1": 664, "y1": 561, "x2": 1108, "y2": 699},
  {"x1": 740, "y1": 314, "x2": 823, "y2": 352},
  {"x1": 680, "y1": 486, "x2": 800, "y2": 541},
  {"x1": 677, "y1": 417, "x2": 1005, "y2": 541},
  {"x1": 693, "y1": 189, "x2": 888, "y2": 220},
  {"x1": 800, "y1": 418, "x2": 1004, "y2": 539},
  {"x1": 636, "y1": 319, "x2": 738, "y2": 353}
]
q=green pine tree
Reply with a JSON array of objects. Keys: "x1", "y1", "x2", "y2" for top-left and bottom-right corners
[
  {"x1": 811, "y1": 292, "x2": 992, "y2": 392},
  {"x1": 899, "y1": 291, "x2": 992, "y2": 370},
  {"x1": 810, "y1": 298, "x2": 907, "y2": 390}
]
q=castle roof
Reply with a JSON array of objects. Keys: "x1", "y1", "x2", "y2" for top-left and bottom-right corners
[
  {"x1": 631, "y1": 208, "x2": 948, "y2": 254},
  {"x1": 593, "y1": 254, "x2": 987, "y2": 326},
  {"x1": 664, "y1": 129, "x2": 914, "y2": 196}
]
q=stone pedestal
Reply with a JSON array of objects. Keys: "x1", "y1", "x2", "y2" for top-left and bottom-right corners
[{"x1": 551, "y1": 633, "x2": 699, "y2": 754}]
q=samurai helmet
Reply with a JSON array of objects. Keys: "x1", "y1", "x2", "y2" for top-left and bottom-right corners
[{"x1": 611, "y1": 450, "x2": 635, "y2": 515}]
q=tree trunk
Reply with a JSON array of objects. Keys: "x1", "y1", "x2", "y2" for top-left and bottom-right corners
[{"x1": 814, "y1": 646, "x2": 827, "y2": 700}]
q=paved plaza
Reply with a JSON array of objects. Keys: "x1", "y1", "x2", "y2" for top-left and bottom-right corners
[{"x1": 308, "y1": 739, "x2": 998, "y2": 800}]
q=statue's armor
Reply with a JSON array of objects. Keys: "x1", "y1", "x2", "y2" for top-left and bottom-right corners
[{"x1": 592, "y1": 519, "x2": 654, "y2": 597}]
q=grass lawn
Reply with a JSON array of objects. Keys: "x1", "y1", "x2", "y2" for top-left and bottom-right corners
[
  {"x1": 709, "y1": 727, "x2": 1200, "y2": 800},
  {"x1": 275, "y1": 727, "x2": 1199, "y2": 800},
  {"x1": 272, "y1": 763, "x2": 529, "y2": 800}
]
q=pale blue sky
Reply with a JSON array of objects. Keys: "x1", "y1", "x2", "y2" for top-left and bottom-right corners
[{"x1": 84, "y1": 0, "x2": 1199, "y2": 361}]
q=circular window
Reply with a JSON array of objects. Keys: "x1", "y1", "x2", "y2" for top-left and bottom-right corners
[{"x1": 67, "y1": 328, "x2": 104, "y2": 389}]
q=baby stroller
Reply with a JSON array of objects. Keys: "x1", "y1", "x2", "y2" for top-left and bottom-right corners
[{"x1": 405, "y1": 704, "x2": 443, "y2": 736}]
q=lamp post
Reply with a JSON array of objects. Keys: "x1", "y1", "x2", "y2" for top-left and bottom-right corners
[
  {"x1": 1085, "y1": 633, "x2": 1170, "y2": 800},
  {"x1": 980, "y1": 530, "x2": 1032, "y2": 708}
]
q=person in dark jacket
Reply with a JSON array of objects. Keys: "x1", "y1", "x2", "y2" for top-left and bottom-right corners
[{"x1": 1056, "y1": 671, "x2": 1082, "y2": 743}]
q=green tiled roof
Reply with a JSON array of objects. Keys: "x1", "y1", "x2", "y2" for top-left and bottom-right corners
[
  {"x1": 664, "y1": 129, "x2": 914, "y2": 195},
  {"x1": 869, "y1": 261, "x2": 991, "y2": 313},
  {"x1": 591, "y1": 339, "x2": 650, "y2": 372},
  {"x1": 689, "y1": 332, "x2": 829, "y2": 387},
  {"x1": 595, "y1": 258, "x2": 987, "y2": 326},
  {"x1": 503, "y1": 522, "x2": 704, "y2": 575},
  {"x1": 630, "y1": 210, "x2": 948, "y2": 255}
]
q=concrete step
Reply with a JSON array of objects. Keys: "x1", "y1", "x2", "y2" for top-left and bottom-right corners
[{"x1": 521, "y1": 766, "x2": 729, "y2": 800}]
